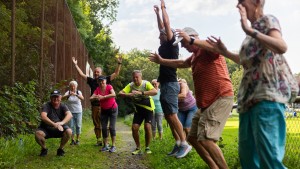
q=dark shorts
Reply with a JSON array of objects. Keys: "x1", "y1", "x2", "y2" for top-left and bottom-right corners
[
  {"x1": 37, "y1": 125, "x2": 70, "y2": 139},
  {"x1": 132, "y1": 106, "x2": 153, "y2": 125}
]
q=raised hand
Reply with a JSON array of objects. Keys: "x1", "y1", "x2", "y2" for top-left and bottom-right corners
[
  {"x1": 206, "y1": 36, "x2": 228, "y2": 55},
  {"x1": 117, "y1": 54, "x2": 123, "y2": 63},
  {"x1": 237, "y1": 4, "x2": 252, "y2": 35},
  {"x1": 154, "y1": 5, "x2": 159, "y2": 14},
  {"x1": 176, "y1": 29, "x2": 191, "y2": 42},
  {"x1": 149, "y1": 52, "x2": 162, "y2": 64},
  {"x1": 72, "y1": 57, "x2": 77, "y2": 65}
]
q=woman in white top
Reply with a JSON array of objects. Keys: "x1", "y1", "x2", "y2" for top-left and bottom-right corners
[{"x1": 63, "y1": 81, "x2": 84, "y2": 145}]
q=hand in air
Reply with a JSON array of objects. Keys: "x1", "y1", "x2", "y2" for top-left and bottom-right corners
[
  {"x1": 149, "y1": 52, "x2": 162, "y2": 64},
  {"x1": 206, "y1": 36, "x2": 227, "y2": 55}
]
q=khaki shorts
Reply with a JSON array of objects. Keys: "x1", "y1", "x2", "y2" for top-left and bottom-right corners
[{"x1": 189, "y1": 96, "x2": 233, "y2": 141}]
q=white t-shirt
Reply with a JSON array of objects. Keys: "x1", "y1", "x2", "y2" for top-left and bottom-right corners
[{"x1": 64, "y1": 90, "x2": 83, "y2": 113}]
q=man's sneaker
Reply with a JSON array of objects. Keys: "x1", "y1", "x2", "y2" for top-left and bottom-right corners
[
  {"x1": 70, "y1": 139, "x2": 75, "y2": 145},
  {"x1": 167, "y1": 144, "x2": 180, "y2": 156},
  {"x1": 132, "y1": 148, "x2": 142, "y2": 155},
  {"x1": 75, "y1": 140, "x2": 80, "y2": 145},
  {"x1": 57, "y1": 148, "x2": 65, "y2": 156},
  {"x1": 39, "y1": 148, "x2": 48, "y2": 157},
  {"x1": 109, "y1": 146, "x2": 116, "y2": 153},
  {"x1": 101, "y1": 145, "x2": 109, "y2": 152},
  {"x1": 176, "y1": 144, "x2": 192, "y2": 158},
  {"x1": 145, "y1": 147, "x2": 152, "y2": 154}
]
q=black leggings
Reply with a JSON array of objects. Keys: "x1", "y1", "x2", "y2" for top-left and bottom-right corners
[{"x1": 100, "y1": 107, "x2": 118, "y2": 138}]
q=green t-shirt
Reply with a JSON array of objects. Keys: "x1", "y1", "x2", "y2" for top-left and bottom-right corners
[{"x1": 122, "y1": 80, "x2": 155, "y2": 111}]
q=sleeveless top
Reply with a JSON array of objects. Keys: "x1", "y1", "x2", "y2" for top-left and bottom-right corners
[{"x1": 178, "y1": 90, "x2": 196, "y2": 111}]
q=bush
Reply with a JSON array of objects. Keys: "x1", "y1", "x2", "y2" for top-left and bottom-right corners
[{"x1": 0, "y1": 81, "x2": 40, "y2": 139}]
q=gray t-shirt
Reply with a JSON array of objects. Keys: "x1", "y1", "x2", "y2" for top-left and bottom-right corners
[{"x1": 39, "y1": 102, "x2": 69, "y2": 129}]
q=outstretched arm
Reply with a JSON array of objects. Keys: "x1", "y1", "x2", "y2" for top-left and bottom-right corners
[
  {"x1": 154, "y1": 5, "x2": 164, "y2": 31},
  {"x1": 149, "y1": 52, "x2": 190, "y2": 68},
  {"x1": 110, "y1": 55, "x2": 122, "y2": 81},
  {"x1": 161, "y1": 0, "x2": 173, "y2": 41},
  {"x1": 72, "y1": 57, "x2": 88, "y2": 80}
]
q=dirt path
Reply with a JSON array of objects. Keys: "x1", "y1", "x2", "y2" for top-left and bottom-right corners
[{"x1": 103, "y1": 120, "x2": 150, "y2": 169}]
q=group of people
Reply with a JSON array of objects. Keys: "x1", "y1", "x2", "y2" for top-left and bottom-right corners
[{"x1": 34, "y1": 0, "x2": 299, "y2": 168}]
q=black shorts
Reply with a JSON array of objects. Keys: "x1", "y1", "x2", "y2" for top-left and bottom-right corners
[
  {"x1": 132, "y1": 105, "x2": 153, "y2": 125},
  {"x1": 37, "y1": 125, "x2": 69, "y2": 139}
]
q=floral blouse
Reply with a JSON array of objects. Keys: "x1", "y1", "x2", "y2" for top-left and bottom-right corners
[{"x1": 237, "y1": 15, "x2": 297, "y2": 113}]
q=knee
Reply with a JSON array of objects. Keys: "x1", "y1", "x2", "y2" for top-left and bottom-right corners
[
  {"x1": 132, "y1": 124, "x2": 140, "y2": 132},
  {"x1": 65, "y1": 129, "x2": 72, "y2": 137},
  {"x1": 35, "y1": 130, "x2": 45, "y2": 139}
]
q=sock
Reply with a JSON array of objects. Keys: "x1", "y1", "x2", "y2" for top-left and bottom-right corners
[
  {"x1": 176, "y1": 140, "x2": 181, "y2": 146},
  {"x1": 181, "y1": 141, "x2": 188, "y2": 146}
]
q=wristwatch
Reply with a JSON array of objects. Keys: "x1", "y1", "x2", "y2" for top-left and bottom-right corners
[{"x1": 189, "y1": 37, "x2": 195, "y2": 45}]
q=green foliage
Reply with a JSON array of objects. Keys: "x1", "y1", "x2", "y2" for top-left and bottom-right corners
[
  {"x1": 0, "y1": 81, "x2": 40, "y2": 139},
  {"x1": 231, "y1": 66, "x2": 243, "y2": 102}
]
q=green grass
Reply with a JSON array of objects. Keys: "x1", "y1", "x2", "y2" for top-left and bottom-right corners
[{"x1": 1, "y1": 110, "x2": 300, "y2": 169}]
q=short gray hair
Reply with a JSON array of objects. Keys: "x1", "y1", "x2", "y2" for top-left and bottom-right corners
[
  {"x1": 132, "y1": 70, "x2": 142, "y2": 76},
  {"x1": 69, "y1": 80, "x2": 78, "y2": 87}
]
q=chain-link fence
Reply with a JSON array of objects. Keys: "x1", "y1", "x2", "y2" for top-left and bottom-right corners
[{"x1": 284, "y1": 99, "x2": 300, "y2": 168}]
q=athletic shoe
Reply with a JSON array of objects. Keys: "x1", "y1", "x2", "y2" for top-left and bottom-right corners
[
  {"x1": 167, "y1": 144, "x2": 180, "y2": 156},
  {"x1": 132, "y1": 148, "x2": 142, "y2": 155},
  {"x1": 109, "y1": 146, "x2": 116, "y2": 153},
  {"x1": 101, "y1": 145, "x2": 109, "y2": 152},
  {"x1": 145, "y1": 147, "x2": 152, "y2": 154},
  {"x1": 57, "y1": 148, "x2": 65, "y2": 156},
  {"x1": 176, "y1": 144, "x2": 192, "y2": 158},
  {"x1": 39, "y1": 148, "x2": 48, "y2": 157},
  {"x1": 70, "y1": 139, "x2": 75, "y2": 145},
  {"x1": 95, "y1": 141, "x2": 103, "y2": 146},
  {"x1": 75, "y1": 140, "x2": 80, "y2": 145}
]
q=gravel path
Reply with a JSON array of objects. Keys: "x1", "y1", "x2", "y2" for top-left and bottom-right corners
[{"x1": 102, "y1": 121, "x2": 151, "y2": 169}]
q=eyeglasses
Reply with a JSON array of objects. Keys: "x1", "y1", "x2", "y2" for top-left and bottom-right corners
[{"x1": 238, "y1": 0, "x2": 245, "y2": 3}]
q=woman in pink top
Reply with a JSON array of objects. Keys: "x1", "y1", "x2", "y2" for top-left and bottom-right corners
[{"x1": 90, "y1": 76, "x2": 118, "y2": 153}]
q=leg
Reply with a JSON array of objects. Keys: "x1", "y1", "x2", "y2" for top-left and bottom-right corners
[
  {"x1": 239, "y1": 111, "x2": 260, "y2": 169},
  {"x1": 144, "y1": 123, "x2": 152, "y2": 147},
  {"x1": 69, "y1": 114, "x2": 75, "y2": 141},
  {"x1": 35, "y1": 130, "x2": 47, "y2": 149},
  {"x1": 76, "y1": 113, "x2": 83, "y2": 142},
  {"x1": 100, "y1": 110, "x2": 109, "y2": 145},
  {"x1": 177, "y1": 110, "x2": 187, "y2": 137},
  {"x1": 157, "y1": 113, "x2": 164, "y2": 139},
  {"x1": 151, "y1": 114, "x2": 157, "y2": 139},
  {"x1": 109, "y1": 107, "x2": 118, "y2": 147},
  {"x1": 166, "y1": 113, "x2": 186, "y2": 142},
  {"x1": 92, "y1": 106, "x2": 101, "y2": 141},
  {"x1": 188, "y1": 136, "x2": 218, "y2": 169},
  {"x1": 59, "y1": 128, "x2": 72, "y2": 149},
  {"x1": 249, "y1": 101, "x2": 287, "y2": 169},
  {"x1": 132, "y1": 123, "x2": 141, "y2": 149},
  {"x1": 200, "y1": 140, "x2": 228, "y2": 169}
]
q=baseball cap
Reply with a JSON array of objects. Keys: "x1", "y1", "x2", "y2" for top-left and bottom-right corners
[
  {"x1": 50, "y1": 90, "x2": 61, "y2": 97},
  {"x1": 173, "y1": 27, "x2": 199, "y2": 46},
  {"x1": 98, "y1": 75, "x2": 106, "y2": 81}
]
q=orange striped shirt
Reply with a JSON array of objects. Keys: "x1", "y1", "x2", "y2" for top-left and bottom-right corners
[{"x1": 187, "y1": 48, "x2": 233, "y2": 108}]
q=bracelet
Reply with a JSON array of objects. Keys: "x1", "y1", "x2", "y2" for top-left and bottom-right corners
[
  {"x1": 118, "y1": 62, "x2": 122, "y2": 64},
  {"x1": 251, "y1": 30, "x2": 258, "y2": 38},
  {"x1": 161, "y1": 6, "x2": 166, "y2": 9},
  {"x1": 142, "y1": 91, "x2": 144, "y2": 95}
]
